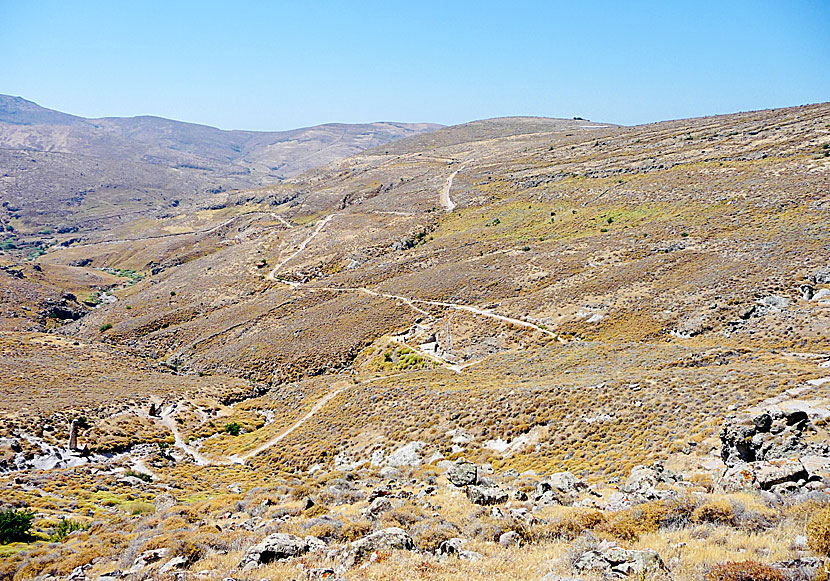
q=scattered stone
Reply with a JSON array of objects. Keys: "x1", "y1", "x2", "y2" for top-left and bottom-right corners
[
  {"x1": 304, "y1": 535, "x2": 327, "y2": 552},
  {"x1": 812, "y1": 267, "x2": 830, "y2": 285},
  {"x1": 574, "y1": 540, "x2": 665, "y2": 576},
  {"x1": 159, "y1": 556, "x2": 188, "y2": 574},
  {"x1": 130, "y1": 548, "x2": 170, "y2": 573}
]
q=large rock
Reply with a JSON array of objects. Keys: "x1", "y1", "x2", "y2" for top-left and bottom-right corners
[
  {"x1": 363, "y1": 497, "x2": 393, "y2": 519},
  {"x1": 386, "y1": 442, "x2": 426, "y2": 467},
  {"x1": 619, "y1": 462, "x2": 677, "y2": 501},
  {"x1": 447, "y1": 461, "x2": 478, "y2": 487},
  {"x1": 547, "y1": 472, "x2": 588, "y2": 495},
  {"x1": 436, "y1": 537, "x2": 466, "y2": 557},
  {"x1": 719, "y1": 464, "x2": 758, "y2": 492},
  {"x1": 813, "y1": 267, "x2": 830, "y2": 285},
  {"x1": 756, "y1": 458, "x2": 809, "y2": 490},
  {"x1": 466, "y1": 484, "x2": 507, "y2": 505},
  {"x1": 721, "y1": 409, "x2": 811, "y2": 467},
  {"x1": 239, "y1": 533, "x2": 308, "y2": 569},
  {"x1": 574, "y1": 540, "x2": 665, "y2": 576},
  {"x1": 344, "y1": 527, "x2": 415, "y2": 566}
]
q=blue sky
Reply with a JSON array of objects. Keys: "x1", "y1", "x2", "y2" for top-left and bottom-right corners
[{"x1": 2, "y1": 1, "x2": 828, "y2": 130}]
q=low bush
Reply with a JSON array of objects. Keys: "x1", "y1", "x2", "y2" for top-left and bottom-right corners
[
  {"x1": 341, "y1": 520, "x2": 373, "y2": 541},
  {"x1": 706, "y1": 561, "x2": 786, "y2": 581},
  {"x1": 692, "y1": 500, "x2": 735, "y2": 526},
  {"x1": 0, "y1": 508, "x2": 35, "y2": 544},
  {"x1": 49, "y1": 519, "x2": 89, "y2": 542},
  {"x1": 124, "y1": 470, "x2": 152, "y2": 483},
  {"x1": 808, "y1": 506, "x2": 830, "y2": 556}
]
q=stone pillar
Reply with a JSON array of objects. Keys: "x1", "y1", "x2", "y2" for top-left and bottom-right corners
[{"x1": 68, "y1": 419, "x2": 78, "y2": 450}]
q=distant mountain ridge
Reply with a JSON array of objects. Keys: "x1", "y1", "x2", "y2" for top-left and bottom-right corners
[{"x1": 0, "y1": 95, "x2": 441, "y2": 233}]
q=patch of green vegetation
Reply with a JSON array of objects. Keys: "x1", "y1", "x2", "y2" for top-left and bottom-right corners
[
  {"x1": 124, "y1": 470, "x2": 152, "y2": 483},
  {"x1": 99, "y1": 323, "x2": 113, "y2": 332},
  {"x1": 49, "y1": 519, "x2": 89, "y2": 542},
  {"x1": 122, "y1": 501, "x2": 155, "y2": 515},
  {"x1": 225, "y1": 422, "x2": 241, "y2": 436},
  {"x1": 0, "y1": 508, "x2": 35, "y2": 544}
]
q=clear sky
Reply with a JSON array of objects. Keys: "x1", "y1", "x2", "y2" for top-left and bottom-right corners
[{"x1": 2, "y1": 1, "x2": 828, "y2": 130}]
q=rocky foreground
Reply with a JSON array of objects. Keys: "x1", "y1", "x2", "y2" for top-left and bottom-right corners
[{"x1": 4, "y1": 385, "x2": 830, "y2": 580}]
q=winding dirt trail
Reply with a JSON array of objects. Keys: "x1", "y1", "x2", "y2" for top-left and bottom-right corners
[
  {"x1": 267, "y1": 214, "x2": 334, "y2": 281},
  {"x1": 229, "y1": 384, "x2": 349, "y2": 463},
  {"x1": 307, "y1": 285, "x2": 559, "y2": 340},
  {"x1": 441, "y1": 166, "x2": 461, "y2": 211},
  {"x1": 272, "y1": 214, "x2": 294, "y2": 229},
  {"x1": 158, "y1": 404, "x2": 215, "y2": 466}
]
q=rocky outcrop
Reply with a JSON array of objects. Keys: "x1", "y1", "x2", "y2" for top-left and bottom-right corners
[
  {"x1": 721, "y1": 408, "x2": 813, "y2": 466},
  {"x1": 239, "y1": 533, "x2": 308, "y2": 569},
  {"x1": 574, "y1": 541, "x2": 665, "y2": 577},
  {"x1": 362, "y1": 496, "x2": 393, "y2": 519},
  {"x1": 533, "y1": 472, "x2": 589, "y2": 504},
  {"x1": 718, "y1": 408, "x2": 830, "y2": 494},
  {"x1": 466, "y1": 483, "x2": 507, "y2": 505},
  {"x1": 343, "y1": 527, "x2": 415, "y2": 567},
  {"x1": 617, "y1": 462, "x2": 679, "y2": 501},
  {"x1": 385, "y1": 441, "x2": 425, "y2": 467}
]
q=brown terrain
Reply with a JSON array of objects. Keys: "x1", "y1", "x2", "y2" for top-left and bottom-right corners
[{"x1": 0, "y1": 103, "x2": 829, "y2": 580}]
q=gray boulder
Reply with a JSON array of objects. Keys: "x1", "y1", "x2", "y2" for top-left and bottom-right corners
[
  {"x1": 386, "y1": 441, "x2": 425, "y2": 467},
  {"x1": 446, "y1": 461, "x2": 478, "y2": 487},
  {"x1": 813, "y1": 268, "x2": 830, "y2": 285},
  {"x1": 346, "y1": 527, "x2": 415, "y2": 565},
  {"x1": 755, "y1": 457, "x2": 809, "y2": 490},
  {"x1": 436, "y1": 537, "x2": 466, "y2": 557},
  {"x1": 239, "y1": 533, "x2": 308, "y2": 569},
  {"x1": 574, "y1": 540, "x2": 665, "y2": 576},
  {"x1": 719, "y1": 464, "x2": 758, "y2": 492},
  {"x1": 466, "y1": 484, "x2": 507, "y2": 505},
  {"x1": 498, "y1": 530, "x2": 521, "y2": 547},
  {"x1": 721, "y1": 409, "x2": 811, "y2": 467},
  {"x1": 363, "y1": 496, "x2": 393, "y2": 519}
]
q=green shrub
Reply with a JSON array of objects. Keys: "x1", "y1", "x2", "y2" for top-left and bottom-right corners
[
  {"x1": 0, "y1": 508, "x2": 35, "y2": 544},
  {"x1": 99, "y1": 323, "x2": 113, "y2": 332},
  {"x1": 225, "y1": 422, "x2": 241, "y2": 436},
  {"x1": 49, "y1": 519, "x2": 89, "y2": 542},
  {"x1": 124, "y1": 470, "x2": 152, "y2": 482}
]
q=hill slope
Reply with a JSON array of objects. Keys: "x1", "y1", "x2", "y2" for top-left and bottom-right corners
[
  {"x1": 1, "y1": 103, "x2": 830, "y2": 580},
  {"x1": 0, "y1": 95, "x2": 441, "y2": 238}
]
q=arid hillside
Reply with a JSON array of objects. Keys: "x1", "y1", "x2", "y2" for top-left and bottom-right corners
[
  {"x1": 0, "y1": 95, "x2": 440, "y2": 243},
  {"x1": 1, "y1": 104, "x2": 829, "y2": 580}
]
